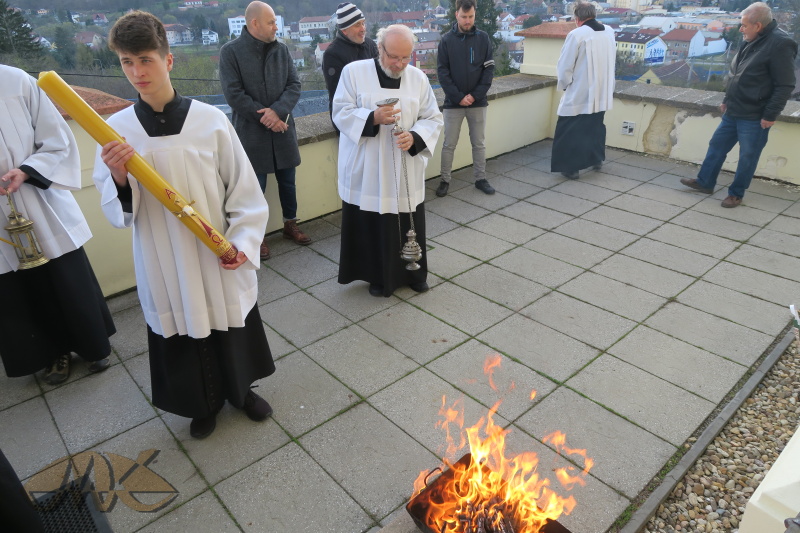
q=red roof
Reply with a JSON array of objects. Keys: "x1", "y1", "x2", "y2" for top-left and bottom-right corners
[
  {"x1": 637, "y1": 28, "x2": 662, "y2": 36},
  {"x1": 300, "y1": 15, "x2": 331, "y2": 23},
  {"x1": 516, "y1": 21, "x2": 576, "y2": 39},
  {"x1": 661, "y1": 28, "x2": 699, "y2": 42}
]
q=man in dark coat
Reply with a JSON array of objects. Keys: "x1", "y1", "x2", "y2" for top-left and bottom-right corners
[
  {"x1": 323, "y1": 2, "x2": 378, "y2": 120},
  {"x1": 220, "y1": 1, "x2": 311, "y2": 260},
  {"x1": 680, "y1": 1, "x2": 797, "y2": 208}
]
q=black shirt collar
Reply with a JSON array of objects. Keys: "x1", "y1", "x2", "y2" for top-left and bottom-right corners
[
  {"x1": 374, "y1": 58, "x2": 401, "y2": 89},
  {"x1": 133, "y1": 91, "x2": 192, "y2": 137}
]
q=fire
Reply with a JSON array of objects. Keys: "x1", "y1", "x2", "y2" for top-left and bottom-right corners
[{"x1": 410, "y1": 355, "x2": 593, "y2": 533}]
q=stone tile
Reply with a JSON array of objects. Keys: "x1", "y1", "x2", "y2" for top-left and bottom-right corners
[
  {"x1": 0, "y1": 397, "x2": 67, "y2": 481},
  {"x1": 582, "y1": 172, "x2": 642, "y2": 192},
  {"x1": 692, "y1": 197, "x2": 778, "y2": 227},
  {"x1": 303, "y1": 325, "x2": 418, "y2": 398},
  {"x1": 110, "y1": 306, "x2": 149, "y2": 360},
  {"x1": 614, "y1": 153, "x2": 677, "y2": 173},
  {"x1": 745, "y1": 179, "x2": 800, "y2": 200},
  {"x1": 748, "y1": 228, "x2": 800, "y2": 258},
  {"x1": 216, "y1": 442, "x2": 373, "y2": 533},
  {"x1": 256, "y1": 266, "x2": 300, "y2": 306},
  {"x1": 645, "y1": 303, "x2": 773, "y2": 366},
  {"x1": 522, "y1": 156, "x2": 553, "y2": 173},
  {"x1": 138, "y1": 491, "x2": 239, "y2": 533},
  {"x1": 410, "y1": 282, "x2": 513, "y2": 335},
  {"x1": 627, "y1": 182, "x2": 706, "y2": 208},
  {"x1": 647, "y1": 223, "x2": 740, "y2": 259},
  {"x1": 308, "y1": 233, "x2": 341, "y2": 264},
  {"x1": 393, "y1": 272, "x2": 446, "y2": 300},
  {"x1": 727, "y1": 244, "x2": 800, "y2": 280},
  {"x1": 592, "y1": 254, "x2": 695, "y2": 298},
  {"x1": 765, "y1": 215, "x2": 800, "y2": 237},
  {"x1": 493, "y1": 150, "x2": 541, "y2": 166},
  {"x1": 0, "y1": 372, "x2": 40, "y2": 412},
  {"x1": 264, "y1": 351, "x2": 359, "y2": 438},
  {"x1": 652, "y1": 173, "x2": 724, "y2": 193},
  {"x1": 504, "y1": 166, "x2": 567, "y2": 188},
  {"x1": 300, "y1": 403, "x2": 437, "y2": 519},
  {"x1": 581, "y1": 205, "x2": 662, "y2": 236},
  {"x1": 664, "y1": 162, "x2": 702, "y2": 179},
  {"x1": 466, "y1": 213, "x2": 545, "y2": 245},
  {"x1": 521, "y1": 139, "x2": 554, "y2": 157},
  {"x1": 260, "y1": 291, "x2": 350, "y2": 348},
  {"x1": 432, "y1": 226, "x2": 516, "y2": 261},
  {"x1": 704, "y1": 261, "x2": 800, "y2": 306},
  {"x1": 526, "y1": 232, "x2": 614, "y2": 269},
  {"x1": 307, "y1": 277, "x2": 401, "y2": 322},
  {"x1": 605, "y1": 193, "x2": 685, "y2": 221},
  {"x1": 123, "y1": 352, "x2": 154, "y2": 402},
  {"x1": 35, "y1": 353, "x2": 123, "y2": 394},
  {"x1": 486, "y1": 158, "x2": 521, "y2": 175},
  {"x1": 482, "y1": 175, "x2": 542, "y2": 199},
  {"x1": 450, "y1": 187, "x2": 518, "y2": 211},
  {"x1": 516, "y1": 387, "x2": 676, "y2": 498},
  {"x1": 295, "y1": 217, "x2": 341, "y2": 242},
  {"x1": 106, "y1": 290, "x2": 140, "y2": 314},
  {"x1": 322, "y1": 210, "x2": 342, "y2": 227},
  {"x1": 608, "y1": 326, "x2": 746, "y2": 403},
  {"x1": 265, "y1": 324, "x2": 295, "y2": 359},
  {"x1": 424, "y1": 211, "x2": 460, "y2": 239},
  {"x1": 425, "y1": 244, "x2": 482, "y2": 279},
  {"x1": 559, "y1": 271, "x2": 667, "y2": 322},
  {"x1": 722, "y1": 191, "x2": 794, "y2": 214},
  {"x1": 678, "y1": 280, "x2": 788, "y2": 336},
  {"x1": 262, "y1": 230, "x2": 300, "y2": 258},
  {"x1": 782, "y1": 201, "x2": 800, "y2": 218},
  {"x1": 521, "y1": 292, "x2": 637, "y2": 350},
  {"x1": 621, "y1": 238, "x2": 720, "y2": 276},
  {"x1": 551, "y1": 180, "x2": 621, "y2": 203},
  {"x1": 604, "y1": 147, "x2": 629, "y2": 161},
  {"x1": 451, "y1": 263, "x2": 550, "y2": 311},
  {"x1": 554, "y1": 219, "x2": 641, "y2": 251},
  {"x1": 479, "y1": 314, "x2": 598, "y2": 382},
  {"x1": 491, "y1": 247, "x2": 584, "y2": 288},
  {"x1": 527, "y1": 189, "x2": 599, "y2": 216},
  {"x1": 48, "y1": 365, "x2": 155, "y2": 454},
  {"x1": 425, "y1": 195, "x2": 491, "y2": 224},
  {"x1": 497, "y1": 201, "x2": 574, "y2": 230},
  {"x1": 566, "y1": 355, "x2": 715, "y2": 446},
  {"x1": 265, "y1": 246, "x2": 339, "y2": 289},
  {"x1": 671, "y1": 210, "x2": 760, "y2": 241},
  {"x1": 426, "y1": 339, "x2": 557, "y2": 421},
  {"x1": 361, "y1": 302, "x2": 469, "y2": 364},
  {"x1": 598, "y1": 161, "x2": 662, "y2": 181}
]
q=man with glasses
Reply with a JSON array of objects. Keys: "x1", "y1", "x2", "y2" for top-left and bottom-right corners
[{"x1": 332, "y1": 25, "x2": 443, "y2": 297}]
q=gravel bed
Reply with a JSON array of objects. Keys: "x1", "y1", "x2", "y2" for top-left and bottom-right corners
[{"x1": 644, "y1": 341, "x2": 800, "y2": 533}]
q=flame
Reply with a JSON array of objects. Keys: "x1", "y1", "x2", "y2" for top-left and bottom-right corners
[{"x1": 411, "y1": 356, "x2": 592, "y2": 533}]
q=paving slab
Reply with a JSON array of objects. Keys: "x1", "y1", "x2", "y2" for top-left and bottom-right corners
[
  {"x1": 493, "y1": 150, "x2": 541, "y2": 167},
  {"x1": 480, "y1": 175, "x2": 542, "y2": 198},
  {"x1": 308, "y1": 277, "x2": 402, "y2": 322},
  {"x1": 424, "y1": 211, "x2": 460, "y2": 238},
  {"x1": 764, "y1": 214, "x2": 800, "y2": 236},
  {"x1": 592, "y1": 254, "x2": 695, "y2": 298},
  {"x1": 303, "y1": 325, "x2": 419, "y2": 398},
  {"x1": 265, "y1": 323, "x2": 296, "y2": 359},
  {"x1": 526, "y1": 189, "x2": 599, "y2": 216},
  {"x1": 110, "y1": 305, "x2": 149, "y2": 360},
  {"x1": 497, "y1": 201, "x2": 574, "y2": 230},
  {"x1": 521, "y1": 292, "x2": 637, "y2": 350},
  {"x1": 425, "y1": 195, "x2": 491, "y2": 224},
  {"x1": 558, "y1": 271, "x2": 667, "y2": 322},
  {"x1": 0, "y1": 372, "x2": 40, "y2": 412},
  {"x1": 516, "y1": 387, "x2": 677, "y2": 498},
  {"x1": 744, "y1": 179, "x2": 800, "y2": 200},
  {"x1": 0, "y1": 397, "x2": 67, "y2": 481},
  {"x1": 491, "y1": 247, "x2": 584, "y2": 288},
  {"x1": 725, "y1": 191, "x2": 794, "y2": 213},
  {"x1": 308, "y1": 232, "x2": 341, "y2": 263},
  {"x1": 782, "y1": 200, "x2": 800, "y2": 218},
  {"x1": 581, "y1": 205, "x2": 663, "y2": 235},
  {"x1": 525, "y1": 232, "x2": 615, "y2": 269},
  {"x1": 692, "y1": 196, "x2": 778, "y2": 227},
  {"x1": 450, "y1": 262, "x2": 550, "y2": 310},
  {"x1": 478, "y1": 314, "x2": 599, "y2": 382},
  {"x1": 647, "y1": 222, "x2": 741, "y2": 258},
  {"x1": 605, "y1": 192, "x2": 685, "y2": 221},
  {"x1": 703, "y1": 261, "x2": 800, "y2": 307},
  {"x1": 614, "y1": 153, "x2": 678, "y2": 173},
  {"x1": 123, "y1": 352, "x2": 154, "y2": 401},
  {"x1": 450, "y1": 187, "x2": 518, "y2": 211},
  {"x1": 566, "y1": 355, "x2": 715, "y2": 446},
  {"x1": 300, "y1": 403, "x2": 438, "y2": 519},
  {"x1": 424, "y1": 243, "x2": 482, "y2": 279},
  {"x1": 410, "y1": 282, "x2": 513, "y2": 335},
  {"x1": 747, "y1": 228, "x2": 800, "y2": 258},
  {"x1": 581, "y1": 171, "x2": 643, "y2": 192},
  {"x1": 35, "y1": 352, "x2": 122, "y2": 394},
  {"x1": 626, "y1": 182, "x2": 706, "y2": 208},
  {"x1": 296, "y1": 217, "x2": 342, "y2": 242},
  {"x1": 216, "y1": 442, "x2": 374, "y2": 533},
  {"x1": 645, "y1": 302, "x2": 774, "y2": 366},
  {"x1": 432, "y1": 226, "x2": 516, "y2": 261},
  {"x1": 260, "y1": 291, "x2": 351, "y2": 348},
  {"x1": 621, "y1": 238, "x2": 720, "y2": 276},
  {"x1": 726, "y1": 244, "x2": 800, "y2": 280},
  {"x1": 504, "y1": 166, "x2": 568, "y2": 188},
  {"x1": 652, "y1": 173, "x2": 725, "y2": 193},
  {"x1": 595, "y1": 160, "x2": 661, "y2": 181},
  {"x1": 551, "y1": 179, "x2": 622, "y2": 203},
  {"x1": 608, "y1": 325, "x2": 746, "y2": 403},
  {"x1": 466, "y1": 212, "x2": 545, "y2": 244},
  {"x1": 265, "y1": 246, "x2": 339, "y2": 288},
  {"x1": 671, "y1": 210, "x2": 761, "y2": 241},
  {"x1": 485, "y1": 158, "x2": 521, "y2": 175},
  {"x1": 106, "y1": 290, "x2": 140, "y2": 314},
  {"x1": 554, "y1": 218, "x2": 641, "y2": 251},
  {"x1": 256, "y1": 266, "x2": 300, "y2": 306},
  {"x1": 138, "y1": 491, "x2": 240, "y2": 533}
]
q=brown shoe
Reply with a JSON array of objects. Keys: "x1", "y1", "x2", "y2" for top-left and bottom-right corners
[
  {"x1": 259, "y1": 236, "x2": 270, "y2": 261},
  {"x1": 721, "y1": 195, "x2": 742, "y2": 208},
  {"x1": 283, "y1": 220, "x2": 311, "y2": 245},
  {"x1": 680, "y1": 178, "x2": 713, "y2": 194},
  {"x1": 43, "y1": 354, "x2": 71, "y2": 385}
]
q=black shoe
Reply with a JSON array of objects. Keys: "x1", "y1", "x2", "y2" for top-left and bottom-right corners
[
  {"x1": 435, "y1": 181, "x2": 449, "y2": 197},
  {"x1": 475, "y1": 179, "x2": 495, "y2": 195},
  {"x1": 88, "y1": 358, "x2": 110, "y2": 374},
  {"x1": 190, "y1": 413, "x2": 217, "y2": 439},
  {"x1": 409, "y1": 282, "x2": 429, "y2": 293},
  {"x1": 43, "y1": 354, "x2": 71, "y2": 385},
  {"x1": 561, "y1": 171, "x2": 579, "y2": 180},
  {"x1": 592, "y1": 162, "x2": 603, "y2": 171},
  {"x1": 368, "y1": 283, "x2": 384, "y2": 297},
  {"x1": 242, "y1": 390, "x2": 273, "y2": 421}
]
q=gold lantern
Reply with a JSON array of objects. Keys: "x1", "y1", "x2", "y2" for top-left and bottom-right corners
[{"x1": 4, "y1": 193, "x2": 48, "y2": 269}]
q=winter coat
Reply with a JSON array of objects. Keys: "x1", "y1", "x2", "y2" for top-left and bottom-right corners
[
  {"x1": 437, "y1": 22, "x2": 495, "y2": 109},
  {"x1": 219, "y1": 27, "x2": 301, "y2": 174},
  {"x1": 322, "y1": 33, "x2": 379, "y2": 109}
]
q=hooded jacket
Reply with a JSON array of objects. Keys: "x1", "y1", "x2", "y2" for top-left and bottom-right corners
[
  {"x1": 437, "y1": 22, "x2": 495, "y2": 109},
  {"x1": 723, "y1": 20, "x2": 797, "y2": 122}
]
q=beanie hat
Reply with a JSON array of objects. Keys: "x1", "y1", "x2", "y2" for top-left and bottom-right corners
[{"x1": 337, "y1": 2, "x2": 364, "y2": 30}]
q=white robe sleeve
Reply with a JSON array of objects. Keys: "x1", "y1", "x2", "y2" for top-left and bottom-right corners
[
  {"x1": 92, "y1": 142, "x2": 138, "y2": 229},
  {"x1": 332, "y1": 63, "x2": 375, "y2": 144},
  {"x1": 557, "y1": 30, "x2": 580, "y2": 92},
  {"x1": 409, "y1": 74, "x2": 444, "y2": 159}
]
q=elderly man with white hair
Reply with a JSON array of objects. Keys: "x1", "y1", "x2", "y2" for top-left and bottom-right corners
[{"x1": 332, "y1": 24, "x2": 443, "y2": 297}]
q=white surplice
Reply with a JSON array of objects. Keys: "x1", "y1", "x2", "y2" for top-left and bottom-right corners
[
  {"x1": 0, "y1": 66, "x2": 90, "y2": 274},
  {"x1": 332, "y1": 59, "x2": 443, "y2": 214},
  {"x1": 93, "y1": 101, "x2": 269, "y2": 339},
  {"x1": 556, "y1": 24, "x2": 616, "y2": 117}
]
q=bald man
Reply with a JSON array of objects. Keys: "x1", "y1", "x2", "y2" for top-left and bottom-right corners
[{"x1": 220, "y1": 1, "x2": 311, "y2": 261}]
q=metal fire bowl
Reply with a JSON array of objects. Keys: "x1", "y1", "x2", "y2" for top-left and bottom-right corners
[{"x1": 406, "y1": 454, "x2": 573, "y2": 533}]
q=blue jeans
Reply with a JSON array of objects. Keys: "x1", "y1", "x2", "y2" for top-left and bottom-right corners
[
  {"x1": 256, "y1": 167, "x2": 297, "y2": 221},
  {"x1": 696, "y1": 114, "x2": 770, "y2": 199}
]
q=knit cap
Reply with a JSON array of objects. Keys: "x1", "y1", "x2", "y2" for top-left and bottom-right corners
[{"x1": 336, "y1": 2, "x2": 364, "y2": 30}]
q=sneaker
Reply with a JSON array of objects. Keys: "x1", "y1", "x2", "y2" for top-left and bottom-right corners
[
  {"x1": 721, "y1": 195, "x2": 742, "y2": 208},
  {"x1": 283, "y1": 220, "x2": 311, "y2": 245},
  {"x1": 475, "y1": 179, "x2": 495, "y2": 195},
  {"x1": 561, "y1": 171, "x2": 579, "y2": 180},
  {"x1": 43, "y1": 354, "x2": 71, "y2": 385},
  {"x1": 242, "y1": 390, "x2": 273, "y2": 421},
  {"x1": 190, "y1": 413, "x2": 217, "y2": 439},
  {"x1": 409, "y1": 282, "x2": 429, "y2": 293},
  {"x1": 435, "y1": 181, "x2": 449, "y2": 197},
  {"x1": 88, "y1": 358, "x2": 111, "y2": 374},
  {"x1": 680, "y1": 178, "x2": 713, "y2": 194},
  {"x1": 260, "y1": 236, "x2": 271, "y2": 261}
]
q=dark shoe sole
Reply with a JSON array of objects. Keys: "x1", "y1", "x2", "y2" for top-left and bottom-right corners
[
  {"x1": 368, "y1": 284, "x2": 384, "y2": 297},
  {"x1": 190, "y1": 415, "x2": 217, "y2": 439},
  {"x1": 561, "y1": 172, "x2": 579, "y2": 180},
  {"x1": 680, "y1": 178, "x2": 713, "y2": 194},
  {"x1": 42, "y1": 373, "x2": 70, "y2": 386},
  {"x1": 409, "y1": 282, "x2": 429, "y2": 293},
  {"x1": 88, "y1": 358, "x2": 111, "y2": 374},
  {"x1": 243, "y1": 391, "x2": 273, "y2": 421}
]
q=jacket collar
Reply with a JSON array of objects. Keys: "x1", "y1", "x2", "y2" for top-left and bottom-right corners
[
  {"x1": 335, "y1": 32, "x2": 369, "y2": 49},
  {"x1": 241, "y1": 26, "x2": 268, "y2": 52},
  {"x1": 451, "y1": 21, "x2": 477, "y2": 36}
]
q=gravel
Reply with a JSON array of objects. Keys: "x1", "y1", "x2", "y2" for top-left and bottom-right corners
[{"x1": 644, "y1": 341, "x2": 800, "y2": 533}]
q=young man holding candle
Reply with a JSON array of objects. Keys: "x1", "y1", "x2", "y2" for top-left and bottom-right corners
[{"x1": 94, "y1": 11, "x2": 275, "y2": 439}]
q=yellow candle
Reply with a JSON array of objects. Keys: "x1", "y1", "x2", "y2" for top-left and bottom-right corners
[{"x1": 37, "y1": 71, "x2": 238, "y2": 264}]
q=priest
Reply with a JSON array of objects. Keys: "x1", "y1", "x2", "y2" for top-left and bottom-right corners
[{"x1": 332, "y1": 24, "x2": 443, "y2": 297}]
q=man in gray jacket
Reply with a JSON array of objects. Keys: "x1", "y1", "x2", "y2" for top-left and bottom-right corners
[{"x1": 220, "y1": 1, "x2": 311, "y2": 260}]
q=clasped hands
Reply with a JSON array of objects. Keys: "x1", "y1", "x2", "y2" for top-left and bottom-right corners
[{"x1": 258, "y1": 108, "x2": 288, "y2": 133}]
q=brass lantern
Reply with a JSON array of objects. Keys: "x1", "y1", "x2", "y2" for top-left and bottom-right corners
[{"x1": 4, "y1": 193, "x2": 48, "y2": 269}]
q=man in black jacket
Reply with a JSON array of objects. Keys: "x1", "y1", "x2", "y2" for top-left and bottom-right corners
[
  {"x1": 322, "y1": 2, "x2": 378, "y2": 118},
  {"x1": 435, "y1": 0, "x2": 495, "y2": 197},
  {"x1": 680, "y1": 2, "x2": 797, "y2": 208}
]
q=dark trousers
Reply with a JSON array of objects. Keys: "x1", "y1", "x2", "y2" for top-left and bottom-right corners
[{"x1": 256, "y1": 167, "x2": 298, "y2": 221}]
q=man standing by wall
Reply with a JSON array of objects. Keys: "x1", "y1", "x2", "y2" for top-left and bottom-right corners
[
  {"x1": 434, "y1": 0, "x2": 495, "y2": 197},
  {"x1": 220, "y1": 1, "x2": 311, "y2": 261},
  {"x1": 323, "y1": 2, "x2": 378, "y2": 119},
  {"x1": 550, "y1": 2, "x2": 616, "y2": 180},
  {"x1": 680, "y1": 2, "x2": 797, "y2": 208}
]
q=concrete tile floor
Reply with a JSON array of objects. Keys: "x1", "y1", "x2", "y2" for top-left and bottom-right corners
[{"x1": 2, "y1": 140, "x2": 798, "y2": 533}]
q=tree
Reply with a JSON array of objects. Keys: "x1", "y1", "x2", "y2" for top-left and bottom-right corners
[
  {"x1": 445, "y1": 0, "x2": 501, "y2": 47},
  {"x1": 494, "y1": 43, "x2": 518, "y2": 76},
  {"x1": 0, "y1": 0, "x2": 44, "y2": 57},
  {"x1": 523, "y1": 15, "x2": 542, "y2": 29},
  {"x1": 192, "y1": 14, "x2": 207, "y2": 43},
  {"x1": 52, "y1": 25, "x2": 77, "y2": 68}
]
